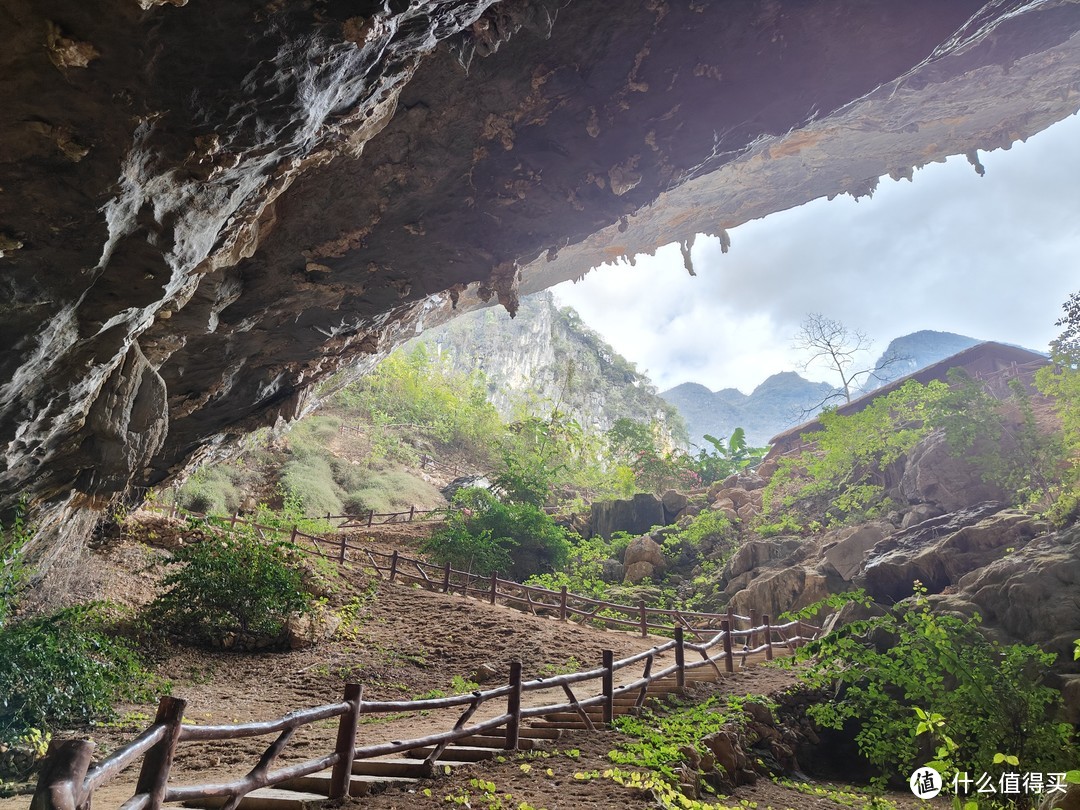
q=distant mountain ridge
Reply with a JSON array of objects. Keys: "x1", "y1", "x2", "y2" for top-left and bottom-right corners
[
  {"x1": 663, "y1": 329, "x2": 984, "y2": 448},
  {"x1": 662, "y1": 374, "x2": 835, "y2": 448},
  {"x1": 861, "y1": 330, "x2": 982, "y2": 393}
]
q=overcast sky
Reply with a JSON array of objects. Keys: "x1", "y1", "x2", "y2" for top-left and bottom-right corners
[{"x1": 552, "y1": 112, "x2": 1080, "y2": 395}]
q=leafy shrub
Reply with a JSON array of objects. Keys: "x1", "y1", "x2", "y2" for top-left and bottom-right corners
[
  {"x1": 786, "y1": 586, "x2": 1075, "y2": 788},
  {"x1": 0, "y1": 604, "x2": 155, "y2": 744},
  {"x1": 423, "y1": 488, "x2": 569, "y2": 580},
  {"x1": 525, "y1": 532, "x2": 634, "y2": 600},
  {"x1": 146, "y1": 528, "x2": 315, "y2": 647},
  {"x1": 661, "y1": 509, "x2": 736, "y2": 570},
  {"x1": 1036, "y1": 291, "x2": 1080, "y2": 524}
]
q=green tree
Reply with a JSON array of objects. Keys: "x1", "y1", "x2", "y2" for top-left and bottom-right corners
[
  {"x1": 1036, "y1": 289, "x2": 1080, "y2": 523},
  {"x1": 692, "y1": 428, "x2": 766, "y2": 485},
  {"x1": 607, "y1": 418, "x2": 698, "y2": 494}
]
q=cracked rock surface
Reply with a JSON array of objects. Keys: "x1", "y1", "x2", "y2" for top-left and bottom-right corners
[{"x1": 2, "y1": 0, "x2": 1080, "y2": 559}]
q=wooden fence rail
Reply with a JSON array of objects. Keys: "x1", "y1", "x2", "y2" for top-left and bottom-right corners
[
  {"x1": 143, "y1": 504, "x2": 819, "y2": 642},
  {"x1": 34, "y1": 616, "x2": 819, "y2": 809}
]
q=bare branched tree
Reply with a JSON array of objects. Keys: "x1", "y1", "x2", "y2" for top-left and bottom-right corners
[{"x1": 794, "y1": 313, "x2": 907, "y2": 411}]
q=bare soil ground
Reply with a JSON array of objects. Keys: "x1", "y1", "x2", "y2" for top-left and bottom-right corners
[{"x1": 3, "y1": 515, "x2": 937, "y2": 809}]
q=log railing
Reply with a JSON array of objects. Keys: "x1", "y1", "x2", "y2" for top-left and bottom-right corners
[
  {"x1": 33, "y1": 616, "x2": 818, "y2": 810},
  {"x1": 144, "y1": 504, "x2": 805, "y2": 641}
]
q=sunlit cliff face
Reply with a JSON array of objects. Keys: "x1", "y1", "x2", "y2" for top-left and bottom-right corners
[{"x1": 2, "y1": 0, "x2": 1079, "y2": 558}]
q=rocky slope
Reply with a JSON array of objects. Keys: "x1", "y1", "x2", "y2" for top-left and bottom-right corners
[
  {"x1": 408, "y1": 292, "x2": 686, "y2": 440},
  {"x1": 4, "y1": 0, "x2": 1080, "y2": 564}
]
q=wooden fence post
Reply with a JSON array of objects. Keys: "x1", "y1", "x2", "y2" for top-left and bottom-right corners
[
  {"x1": 674, "y1": 626, "x2": 685, "y2": 689},
  {"x1": 505, "y1": 661, "x2": 522, "y2": 750},
  {"x1": 330, "y1": 684, "x2": 362, "y2": 799},
  {"x1": 289, "y1": 526, "x2": 298, "y2": 545},
  {"x1": 726, "y1": 605, "x2": 735, "y2": 634},
  {"x1": 389, "y1": 550, "x2": 399, "y2": 583},
  {"x1": 408, "y1": 505, "x2": 415, "y2": 522},
  {"x1": 338, "y1": 534, "x2": 347, "y2": 564},
  {"x1": 763, "y1": 615, "x2": 773, "y2": 661},
  {"x1": 749, "y1": 609, "x2": 758, "y2": 649},
  {"x1": 638, "y1": 600, "x2": 647, "y2": 638},
  {"x1": 367, "y1": 509, "x2": 374, "y2": 527},
  {"x1": 230, "y1": 511, "x2": 239, "y2": 527},
  {"x1": 602, "y1": 650, "x2": 614, "y2": 726},
  {"x1": 134, "y1": 696, "x2": 186, "y2": 810},
  {"x1": 31, "y1": 738, "x2": 95, "y2": 810},
  {"x1": 489, "y1": 572, "x2": 498, "y2": 605},
  {"x1": 559, "y1": 587, "x2": 568, "y2": 622},
  {"x1": 442, "y1": 562, "x2": 451, "y2": 593},
  {"x1": 721, "y1": 619, "x2": 734, "y2": 673}
]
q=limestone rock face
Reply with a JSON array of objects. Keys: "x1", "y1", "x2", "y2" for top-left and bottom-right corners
[
  {"x1": 929, "y1": 523, "x2": 1080, "y2": 659},
  {"x1": 729, "y1": 566, "x2": 834, "y2": 626},
  {"x1": 821, "y1": 522, "x2": 891, "y2": 582},
  {"x1": 860, "y1": 505, "x2": 1046, "y2": 603},
  {"x1": 591, "y1": 494, "x2": 665, "y2": 540},
  {"x1": 4, "y1": 0, "x2": 1080, "y2": 562}
]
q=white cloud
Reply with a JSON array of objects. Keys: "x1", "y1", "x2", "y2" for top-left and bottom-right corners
[{"x1": 553, "y1": 113, "x2": 1080, "y2": 395}]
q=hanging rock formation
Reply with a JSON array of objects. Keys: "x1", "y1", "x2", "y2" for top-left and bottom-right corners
[{"x1": 3, "y1": 0, "x2": 1080, "y2": 560}]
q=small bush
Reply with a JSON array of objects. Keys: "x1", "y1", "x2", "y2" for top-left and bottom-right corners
[
  {"x1": 423, "y1": 488, "x2": 569, "y2": 580},
  {"x1": 145, "y1": 529, "x2": 315, "y2": 648},
  {"x1": 0, "y1": 604, "x2": 155, "y2": 745}
]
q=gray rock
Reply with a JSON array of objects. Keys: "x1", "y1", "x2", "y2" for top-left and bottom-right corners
[
  {"x1": 725, "y1": 537, "x2": 803, "y2": 580},
  {"x1": 601, "y1": 558, "x2": 625, "y2": 583},
  {"x1": 821, "y1": 522, "x2": 889, "y2": 581},
  {"x1": 591, "y1": 493, "x2": 666, "y2": 539},
  {"x1": 900, "y1": 430, "x2": 1011, "y2": 512},
  {"x1": 662, "y1": 489, "x2": 689, "y2": 521}
]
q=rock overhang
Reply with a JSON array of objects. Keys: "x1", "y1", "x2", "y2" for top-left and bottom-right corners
[{"x1": 2, "y1": 0, "x2": 1080, "y2": 555}]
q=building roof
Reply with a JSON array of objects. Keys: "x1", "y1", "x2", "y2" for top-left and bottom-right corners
[{"x1": 766, "y1": 341, "x2": 1049, "y2": 454}]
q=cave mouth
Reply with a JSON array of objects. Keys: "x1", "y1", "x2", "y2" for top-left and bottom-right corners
[{"x1": 2, "y1": 0, "x2": 1080, "y2": 561}]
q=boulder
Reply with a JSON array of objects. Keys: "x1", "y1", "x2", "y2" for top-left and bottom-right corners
[
  {"x1": 624, "y1": 560, "x2": 659, "y2": 584},
  {"x1": 725, "y1": 537, "x2": 803, "y2": 580},
  {"x1": 1061, "y1": 675, "x2": 1080, "y2": 726},
  {"x1": 729, "y1": 566, "x2": 833, "y2": 624},
  {"x1": 899, "y1": 431, "x2": 1011, "y2": 512},
  {"x1": 287, "y1": 610, "x2": 342, "y2": 650},
  {"x1": 821, "y1": 522, "x2": 890, "y2": 581},
  {"x1": 900, "y1": 503, "x2": 943, "y2": 529},
  {"x1": 662, "y1": 489, "x2": 689, "y2": 521},
  {"x1": 591, "y1": 493, "x2": 666, "y2": 539},
  {"x1": 1040, "y1": 784, "x2": 1080, "y2": 810},
  {"x1": 736, "y1": 503, "x2": 757, "y2": 522},
  {"x1": 601, "y1": 558, "x2": 625, "y2": 583},
  {"x1": 623, "y1": 535, "x2": 666, "y2": 583}
]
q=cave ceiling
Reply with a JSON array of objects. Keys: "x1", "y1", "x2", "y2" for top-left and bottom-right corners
[{"x1": 2, "y1": 0, "x2": 1079, "y2": 551}]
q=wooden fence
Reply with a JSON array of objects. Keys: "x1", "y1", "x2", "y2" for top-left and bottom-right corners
[
  {"x1": 32, "y1": 615, "x2": 817, "y2": 810},
  {"x1": 145, "y1": 504, "x2": 815, "y2": 643}
]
